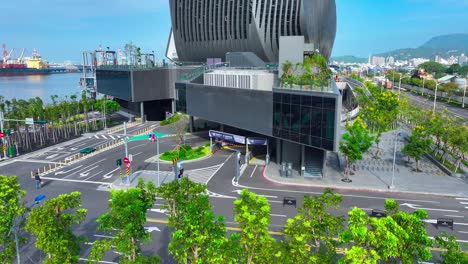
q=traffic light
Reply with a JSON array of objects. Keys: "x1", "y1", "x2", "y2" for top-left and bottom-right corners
[{"x1": 116, "y1": 158, "x2": 122, "y2": 166}]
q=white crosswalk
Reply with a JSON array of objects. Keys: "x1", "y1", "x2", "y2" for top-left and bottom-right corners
[
  {"x1": 93, "y1": 134, "x2": 127, "y2": 140},
  {"x1": 186, "y1": 164, "x2": 223, "y2": 184}
]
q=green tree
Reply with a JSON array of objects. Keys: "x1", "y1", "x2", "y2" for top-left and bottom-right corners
[
  {"x1": 280, "y1": 189, "x2": 343, "y2": 263},
  {"x1": 0, "y1": 175, "x2": 26, "y2": 263},
  {"x1": 418, "y1": 61, "x2": 447, "y2": 76},
  {"x1": 339, "y1": 118, "x2": 375, "y2": 179},
  {"x1": 436, "y1": 232, "x2": 468, "y2": 264},
  {"x1": 158, "y1": 177, "x2": 237, "y2": 263},
  {"x1": 25, "y1": 192, "x2": 87, "y2": 264},
  {"x1": 441, "y1": 82, "x2": 459, "y2": 102},
  {"x1": 401, "y1": 125, "x2": 432, "y2": 172},
  {"x1": 234, "y1": 189, "x2": 276, "y2": 264},
  {"x1": 89, "y1": 179, "x2": 160, "y2": 263},
  {"x1": 340, "y1": 199, "x2": 431, "y2": 263}
]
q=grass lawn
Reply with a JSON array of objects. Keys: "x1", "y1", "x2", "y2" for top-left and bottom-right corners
[{"x1": 160, "y1": 143, "x2": 211, "y2": 161}]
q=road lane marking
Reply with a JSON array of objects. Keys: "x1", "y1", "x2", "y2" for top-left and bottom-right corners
[
  {"x1": 232, "y1": 189, "x2": 278, "y2": 199},
  {"x1": 16, "y1": 159, "x2": 65, "y2": 165},
  {"x1": 55, "y1": 165, "x2": 83, "y2": 175},
  {"x1": 109, "y1": 135, "x2": 115, "y2": 140},
  {"x1": 250, "y1": 165, "x2": 258, "y2": 178},
  {"x1": 45, "y1": 153, "x2": 59, "y2": 159},
  {"x1": 103, "y1": 168, "x2": 120, "y2": 179},
  {"x1": 64, "y1": 159, "x2": 105, "y2": 178},
  {"x1": 84, "y1": 170, "x2": 104, "y2": 181},
  {"x1": 459, "y1": 231, "x2": 468, "y2": 234},
  {"x1": 41, "y1": 177, "x2": 110, "y2": 185},
  {"x1": 94, "y1": 234, "x2": 114, "y2": 239},
  {"x1": 79, "y1": 165, "x2": 100, "y2": 177},
  {"x1": 79, "y1": 258, "x2": 116, "y2": 264},
  {"x1": 425, "y1": 219, "x2": 468, "y2": 226},
  {"x1": 401, "y1": 203, "x2": 458, "y2": 213},
  {"x1": 133, "y1": 152, "x2": 143, "y2": 157},
  {"x1": 445, "y1": 215, "x2": 465, "y2": 218},
  {"x1": 130, "y1": 144, "x2": 146, "y2": 150},
  {"x1": 271, "y1": 214, "x2": 287, "y2": 217},
  {"x1": 232, "y1": 177, "x2": 441, "y2": 204},
  {"x1": 460, "y1": 202, "x2": 468, "y2": 204},
  {"x1": 456, "y1": 198, "x2": 468, "y2": 200},
  {"x1": 94, "y1": 135, "x2": 99, "y2": 139}
]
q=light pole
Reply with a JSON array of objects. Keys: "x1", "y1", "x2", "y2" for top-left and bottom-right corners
[
  {"x1": 156, "y1": 134, "x2": 160, "y2": 187},
  {"x1": 390, "y1": 75, "x2": 403, "y2": 189},
  {"x1": 103, "y1": 97, "x2": 107, "y2": 129},
  {"x1": 9, "y1": 194, "x2": 46, "y2": 264},
  {"x1": 433, "y1": 80, "x2": 440, "y2": 115},
  {"x1": 421, "y1": 76, "x2": 426, "y2": 96},
  {"x1": 463, "y1": 81, "x2": 467, "y2": 108}
]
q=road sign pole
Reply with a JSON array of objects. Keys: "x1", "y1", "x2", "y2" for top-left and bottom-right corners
[
  {"x1": 157, "y1": 136, "x2": 160, "y2": 187},
  {"x1": 123, "y1": 122, "x2": 128, "y2": 158}
]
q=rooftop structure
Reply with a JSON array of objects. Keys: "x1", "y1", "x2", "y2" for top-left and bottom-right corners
[{"x1": 168, "y1": 0, "x2": 336, "y2": 63}]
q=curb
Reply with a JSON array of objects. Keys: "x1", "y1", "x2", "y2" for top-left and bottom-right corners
[{"x1": 260, "y1": 165, "x2": 466, "y2": 198}]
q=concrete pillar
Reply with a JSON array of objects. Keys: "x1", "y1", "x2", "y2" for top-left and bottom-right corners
[
  {"x1": 140, "y1": 102, "x2": 145, "y2": 124},
  {"x1": 300, "y1": 145, "x2": 305, "y2": 177},
  {"x1": 276, "y1": 138, "x2": 282, "y2": 164},
  {"x1": 171, "y1": 99, "x2": 176, "y2": 113},
  {"x1": 189, "y1": 116, "x2": 194, "y2": 133}
]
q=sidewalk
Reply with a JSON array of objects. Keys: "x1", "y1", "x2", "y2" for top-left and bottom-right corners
[{"x1": 263, "y1": 130, "x2": 468, "y2": 198}]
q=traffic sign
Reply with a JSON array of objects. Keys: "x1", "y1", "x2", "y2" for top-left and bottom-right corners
[
  {"x1": 0, "y1": 132, "x2": 4, "y2": 138},
  {"x1": 25, "y1": 118, "x2": 34, "y2": 125},
  {"x1": 125, "y1": 162, "x2": 131, "y2": 169},
  {"x1": 123, "y1": 157, "x2": 130, "y2": 164}
]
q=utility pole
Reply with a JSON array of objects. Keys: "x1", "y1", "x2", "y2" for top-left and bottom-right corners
[
  {"x1": 123, "y1": 122, "x2": 128, "y2": 158},
  {"x1": 103, "y1": 98, "x2": 107, "y2": 129},
  {"x1": 390, "y1": 74, "x2": 403, "y2": 190},
  {"x1": 463, "y1": 81, "x2": 467, "y2": 108}
]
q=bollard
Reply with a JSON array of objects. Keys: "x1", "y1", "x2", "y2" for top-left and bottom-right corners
[
  {"x1": 49, "y1": 164, "x2": 52, "y2": 171},
  {"x1": 43, "y1": 166, "x2": 46, "y2": 173},
  {"x1": 31, "y1": 171, "x2": 34, "y2": 178},
  {"x1": 55, "y1": 163, "x2": 57, "y2": 169},
  {"x1": 37, "y1": 168, "x2": 40, "y2": 175}
]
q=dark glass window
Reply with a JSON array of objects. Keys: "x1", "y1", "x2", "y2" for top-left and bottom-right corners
[
  {"x1": 300, "y1": 106, "x2": 311, "y2": 134},
  {"x1": 281, "y1": 104, "x2": 291, "y2": 130},
  {"x1": 311, "y1": 96, "x2": 323, "y2": 108},
  {"x1": 282, "y1": 93, "x2": 291, "y2": 105},
  {"x1": 290, "y1": 105, "x2": 301, "y2": 132},
  {"x1": 273, "y1": 92, "x2": 282, "y2": 102},
  {"x1": 301, "y1": 95, "x2": 311, "y2": 106},
  {"x1": 273, "y1": 102, "x2": 281, "y2": 128},
  {"x1": 323, "y1": 97, "x2": 336, "y2": 109},
  {"x1": 291, "y1": 94, "x2": 301, "y2": 105},
  {"x1": 270, "y1": 92, "x2": 337, "y2": 151},
  {"x1": 310, "y1": 108, "x2": 322, "y2": 137}
]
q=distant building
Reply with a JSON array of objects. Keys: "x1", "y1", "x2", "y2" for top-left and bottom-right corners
[
  {"x1": 459, "y1": 54, "x2": 467, "y2": 65},
  {"x1": 369, "y1": 56, "x2": 385, "y2": 66},
  {"x1": 409, "y1": 58, "x2": 429, "y2": 67},
  {"x1": 386, "y1": 56, "x2": 395, "y2": 65}
]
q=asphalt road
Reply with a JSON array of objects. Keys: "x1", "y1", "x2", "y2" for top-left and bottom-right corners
[
  {"x1": 395, "y1": 87, "x2": 468, "y2": 121},
  {"x1": 2, "y1": 122, "x2": 467, "y2": 263}
]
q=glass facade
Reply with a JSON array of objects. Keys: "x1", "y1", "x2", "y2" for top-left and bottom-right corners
[
  {"x1": 96, "y1": 70, "x2": 132, "y2": 101},
  {"x1": 273, "y1": 91, "x2": 336, "y2": 151},
  {"x1": 175, "y1": 82, "x2": 187, "y2": 113}
]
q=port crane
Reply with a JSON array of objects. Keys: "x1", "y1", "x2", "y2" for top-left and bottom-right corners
[{"x1": 17, "y1": 48, "x2": 26, "y2": 63}]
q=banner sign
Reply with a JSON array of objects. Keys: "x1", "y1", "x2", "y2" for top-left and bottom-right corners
[
  {"x1": 247, "y1": 137, "x2": 268, "y2": 146},
  {"x1": 209, "y1": 130, "x2": 245, "y2": 144}
]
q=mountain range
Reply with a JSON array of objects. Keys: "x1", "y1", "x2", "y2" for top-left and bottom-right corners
[{"x1": 332, "y1": 34, "x2": 468, "y2": 63}]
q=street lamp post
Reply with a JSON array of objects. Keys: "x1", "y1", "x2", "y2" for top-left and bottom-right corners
[
  {"x1": 421, "y1": 76, "x2": 426, "y2": 96},
  {"x1": 156, "y1": 135, "x2": 160, "y2": 187},
  {"x1": 103, "y1": 97, "x2": 107, "y2": 129},
  {"x1": 463, "y1": 81, "x2": 467, "y2": 108},
  {"x1": 433, "y1": 81, "x2": 440, "y2": 115},
  {"x1": 9, "y1": 194, "x2": 45, "y2": 264},
  {"x1": 390, "y1": 75, "x2": 403, "y2": 189}
]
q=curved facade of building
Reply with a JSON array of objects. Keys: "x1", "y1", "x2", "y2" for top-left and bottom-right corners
[{"x1": 168, "y1": 0, "x2": 336, "y2": 63}]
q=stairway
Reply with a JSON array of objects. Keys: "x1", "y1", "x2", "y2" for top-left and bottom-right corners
[{"x1": 304, "y1": 148, "x2": 323, "y2": 178}]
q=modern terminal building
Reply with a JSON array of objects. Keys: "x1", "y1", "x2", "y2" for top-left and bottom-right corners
[{"x1": 95, "y1": 0, "x2": 342, "y2": 178}]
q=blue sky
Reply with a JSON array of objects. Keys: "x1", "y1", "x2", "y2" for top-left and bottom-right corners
[{"x1": 1, "y1": 0, "x2": 467, "y2": 63}]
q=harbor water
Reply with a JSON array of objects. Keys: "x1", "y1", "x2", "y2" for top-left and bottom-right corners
[{"x1": 0, "y1": 73, "x2": 85, "y2": 104}]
